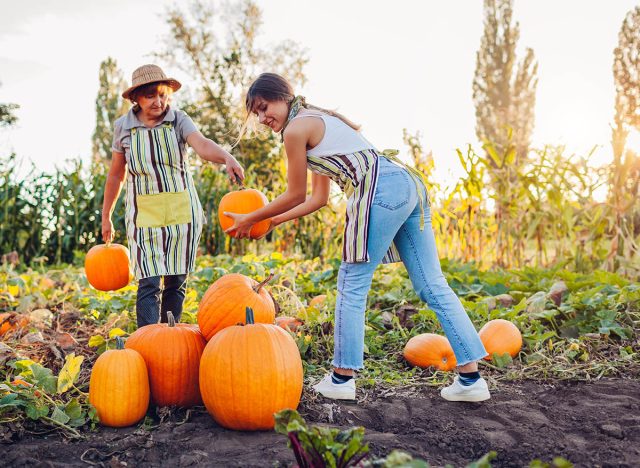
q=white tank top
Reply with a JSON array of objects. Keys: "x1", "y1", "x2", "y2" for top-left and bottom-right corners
[{"x1": 291, "y1": 112, "x2": 376, "y2": 156}]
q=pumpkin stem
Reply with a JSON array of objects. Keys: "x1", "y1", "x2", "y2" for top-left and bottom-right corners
[
  {"x1": 167, "y1": 311, "x2": 176, "y2": 327},
  {"x1": 252, "y1": 272, "x2": 275, "y2": 293},
  {"x1": 245, "y1": 307, "x2": 255, "y2": 325},
  {"x1": 115, "y1": 336, "x2": 125, "y2": 350}
]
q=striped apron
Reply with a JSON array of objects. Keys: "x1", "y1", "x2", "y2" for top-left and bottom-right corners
[
  {"x1": 307, "y1": 148, "x2": 429, "y2": 264},
  {"x1": 124, "y1": 119, "x2": 204, "y2": 279}
]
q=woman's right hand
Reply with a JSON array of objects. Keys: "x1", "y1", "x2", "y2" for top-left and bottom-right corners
[{"x1": 102, "y1": 217, "x2": 114, "y2": 243}]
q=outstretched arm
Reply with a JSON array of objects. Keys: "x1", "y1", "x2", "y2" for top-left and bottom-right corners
[
  {"x1": 224, "y1": 119, "x2": 315, "y2": 238},
  {"x1": 187, "y1": 131, "x2": 245, "y2": 185}
]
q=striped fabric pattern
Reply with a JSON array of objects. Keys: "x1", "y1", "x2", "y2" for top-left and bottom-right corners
[
  {"x1": 307, "y1": 149, "x2": 401, "y2": 264},
  {"x1": 125, "y1": 120, "x2": 203, "y2": 279}
]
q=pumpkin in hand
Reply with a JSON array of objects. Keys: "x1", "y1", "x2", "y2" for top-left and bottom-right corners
[
  {"x1": 403, "y1": 333, "x2": 457, "y2": 371},
  {"x1": 126, "y1": 312, "x2": 206, "y2": 407},
  {"x1": 198, "y1": 273, "x2": 276, "y2": 340},
  {"x1": 218, "y1": 188, "x2": 271, "y2": 239},
  {"x1": 85, "y1": 243, "x2": 130, "y2": 291},
  {"x1": 479, "y1": 319, "x2": 522, "y2": 360},
  {"x1": 89, "y1": 336, "x2": 149, "y2": 427},
  {"x1": 199, "y1": 307, "x2": 303, "y2": 431}
]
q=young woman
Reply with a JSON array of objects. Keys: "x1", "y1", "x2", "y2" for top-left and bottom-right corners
[
  {"x1": 102, "y1": 64, "x2": 245, "y2": 328},
  {"x1": 226, "y1": 72, "x2": 489, "y2": 402}
]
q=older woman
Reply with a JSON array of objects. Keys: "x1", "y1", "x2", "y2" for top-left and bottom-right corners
[{"x1": 102, "y1": 64, "x2": 244, "y2": 328}]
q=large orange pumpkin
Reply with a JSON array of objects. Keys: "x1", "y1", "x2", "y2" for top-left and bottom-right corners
[
  {"x1": 479, "y1": 319, "x2": 522, "y2": 360},
  {"x1": 197, "y1": 273, "x2": 276, "y2": 340},
  {"x1": 218, "y1": 188, "x2": 271, "y2": 239},
  {"x1": 0, "y1": 313, "x2": 29, "y2": 336},
  {"x1": 126, "y1": 312, "x2": 206, "y2": 407},
  {"x1": 85, "y1": 243, "x2": 130, "y2": 291},
  {"x1": 199, "y1": 307, "x2": 303, "y2": 430},
  {"x1": 403, "y1": 333, "x2": 457, "y2": 371},
  {"x1": 89, "y1": 336, "x2": 150, "y2": 427}
]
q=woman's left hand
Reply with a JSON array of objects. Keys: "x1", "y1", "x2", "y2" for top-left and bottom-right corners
[{"x1": 223, "y1": 212, "x2": 254, "y2": 238}]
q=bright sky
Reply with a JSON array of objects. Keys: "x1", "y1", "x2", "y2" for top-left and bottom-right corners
[{"x1": 0, "y1": 0, "x2": 638, "y2": 185}]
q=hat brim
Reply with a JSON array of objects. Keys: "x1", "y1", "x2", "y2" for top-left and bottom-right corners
[{"x1": 122, "y1": 79, "x2": 182, "y2": 100}]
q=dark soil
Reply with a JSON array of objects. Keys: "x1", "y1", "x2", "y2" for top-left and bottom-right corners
[{"x1": 3, "y1": 378, "x2": 640, "y2": 467}]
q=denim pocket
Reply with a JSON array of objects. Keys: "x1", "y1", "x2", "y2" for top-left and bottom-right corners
[{"x1": 373, "y1": 170, "x2": 410, "y2": 210}]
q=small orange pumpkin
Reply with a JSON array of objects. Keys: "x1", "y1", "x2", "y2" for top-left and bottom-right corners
[
  {"x1": 197, "y1": 273, "x2": 276, "y2": 340},
  {"x1": 126, "y1": 312, "x2": 206, "y2": 407},
  {"x1": 0, "y1": 313, "x2": 29, "y2": 336},
  {"x1": 479, "y1": 319, "x2": 522, "y2": 360},
  {"x1": 199, "y1": 307, "x2": 303, "y2": 430},
  {"x1": 308, "y1": 294, "x2": 327, "y2": 309},
  {"x1": 218, "y1": 188, "x2": 271, "y2": 239},
  {"x1": 275, "y1": 316, "x2": 303, "y2": 332},
  {"x1": 403, "y1": 333, "x2": 457, "y2": 371},
  {"x1": 85, "y1": 243, "x2": 130, "y2": 291},
  {"x1": 89, "y1": 336, "x2": 150, "y2": 427}
]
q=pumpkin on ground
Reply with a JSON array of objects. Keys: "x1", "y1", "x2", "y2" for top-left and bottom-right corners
[
  {"x1": 199, "y1": 307, "x2": 303, "y2": 431},
  {"x1": 85, "y1": 243, "x2": 130, "y2": 291},
  {"x1": 308, "y1": 294, "x2": 327, "y2": 309},
  {"x1": 403, "y1": 333, "x2": 457, "y2": 371},
  {"x1": 218, "y1": 188, "x2": 271, "y2": 239},
  {"x1": 126, "y1": 312, "x2": 206, "y2": 407},
  {"x1": 0, "y1": 313, "x2": 29, "y2": 336},
  {"x1": 89, "y1": 336, "x2": 149, "y2": 427},
  {"x1": 275, "y1": 316, "x2": 304, "y2": 332},
  {"x1": 479, "y1": 319, "x2": 522, "y2": 360},
  {"x1": 197, "y1": 273, "x2": 276, "y2": 340}
]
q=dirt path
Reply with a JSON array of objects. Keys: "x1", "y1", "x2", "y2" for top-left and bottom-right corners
[{"x1": 3, "y1": 378, "x2": 640, "y2": 467}]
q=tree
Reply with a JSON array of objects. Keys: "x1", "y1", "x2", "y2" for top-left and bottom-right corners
[
  {"x1": 472, "y1": 0, "x2": 538, "y2": 165},
  {"x1": 92, "y1": 58, "x2": 129, "y2": 161},
  {"x1": 155, "y1": 0, "x2": 309, "y2": 255},
  {"x1": 0, "y1": 82, "x2": 18, "y2": 128},
  {"x1": 608, "y1": 6, "x2": 640, "y2": 273}
]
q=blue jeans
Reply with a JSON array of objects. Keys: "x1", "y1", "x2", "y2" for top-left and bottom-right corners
[
  {"x1": 136, "y1": 274, "x2": 188, "y2": 328},
  {"x1": 332, "y1": 157, "x2": 488, "y2": 370}
]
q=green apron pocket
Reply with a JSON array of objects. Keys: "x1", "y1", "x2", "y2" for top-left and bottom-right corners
[{"x1": 136, "y1": 191, "x2": 192, "y2": 228}]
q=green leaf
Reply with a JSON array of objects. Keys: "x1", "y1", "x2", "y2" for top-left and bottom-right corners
[
  {"x1": 30, "y1": 364, "x2": 58, "y2": 394},
  {"x1": 108, "y1": 328, "x2": 126, "y2": 339},
  {"x1": 88, "y1": 335, "x2": 106, "y2": 348},
  {"x1": 0, "y1": 393, "x2": 24, "y2": 408},
  {"x1": 491, "y1": 352, "x2": 513, "y2": 368},
  {"x1": 57, "y1": 353, "x2": 84, "y2": 394},
  {"x1": 25, "y1": 401, "x2": 49, "y2": 420},
  {"x1": 51, "y1": 406, "x2": 71, "y2": 425}
]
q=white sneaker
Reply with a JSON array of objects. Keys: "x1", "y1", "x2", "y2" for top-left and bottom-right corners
[
  {"x1": 440, "y1": 376, "x2": 491, "y2": 402},
  {"x1": 312, "y1": 373, "x2": 356, "y2": 400}
]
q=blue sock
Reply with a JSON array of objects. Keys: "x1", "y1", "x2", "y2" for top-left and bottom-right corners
[
  {"x1": 332, "y1": 370, "x2": 353, "y2": 384},
  {"x1": 458, "y1": 371, "x2": 481, "y2": 386}
]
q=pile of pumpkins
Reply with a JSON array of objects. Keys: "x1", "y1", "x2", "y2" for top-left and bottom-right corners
[
  {"x1": 88, "y1": 271, "x2": 303, "y2": 431},
  {"x1": 403, "y1": 319, "x2": 523, "y2": 371}
]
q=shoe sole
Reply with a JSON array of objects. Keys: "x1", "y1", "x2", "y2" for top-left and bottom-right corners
[
  {"x1": 313, "y1": 386, "x2": 356, "y2": 400},
  {"x1": 440, "y1": 391, "x2": 491, "y2": 402}
]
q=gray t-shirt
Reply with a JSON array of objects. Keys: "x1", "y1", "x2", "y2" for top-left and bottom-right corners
[{"x1": 111, "y1": 107, "x2": 199, "y2": 157}]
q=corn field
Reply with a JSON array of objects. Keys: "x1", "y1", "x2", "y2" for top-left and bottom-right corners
[{"x1": 1, "y1": 142, "x2": 639, "y2": 278}]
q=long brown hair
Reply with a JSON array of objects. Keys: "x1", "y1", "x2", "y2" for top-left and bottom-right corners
[{"x1": 235, "y1": 72, "x2": 360, "y2": 145}]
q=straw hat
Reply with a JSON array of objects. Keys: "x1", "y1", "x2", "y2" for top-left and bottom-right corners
[{"x1": 122, "y1": 64, "x2": 182, "y2": 100}]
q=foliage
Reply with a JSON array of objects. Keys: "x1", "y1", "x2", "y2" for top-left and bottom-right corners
[
  {"x1": 0, "y1": 354, "x2": 97, "y2": 439},
  {"x1": 92, "y1": 57, "x2": 130, "y2": 161},
  {"x1": 472, "y1": 0, "x2": 538, "y2": 165},
  {"x1": 275, "y1": 408, "x2": 370, "y2": 468}
]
